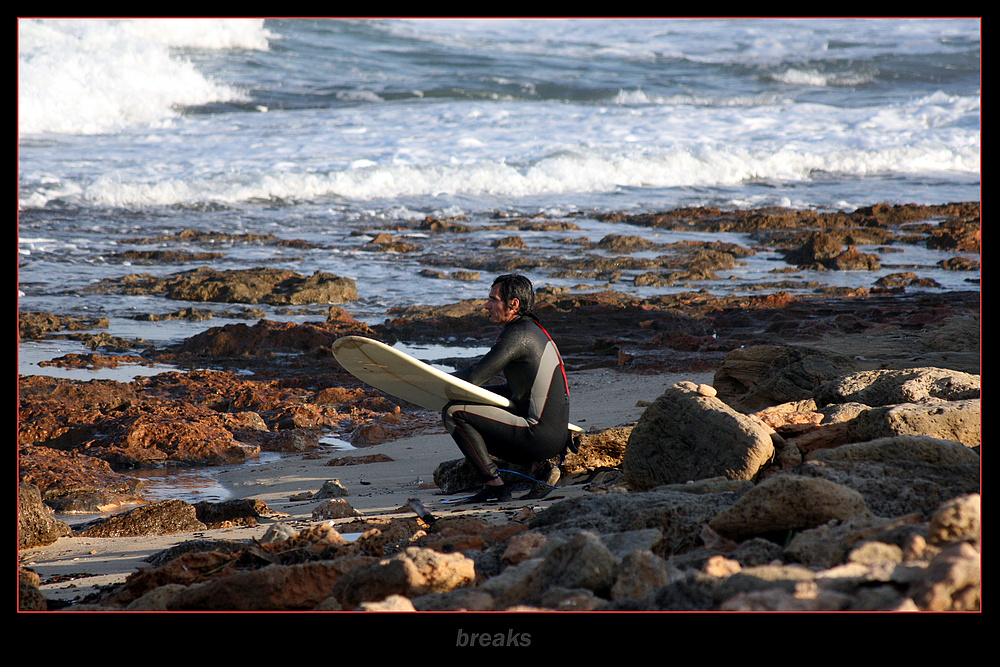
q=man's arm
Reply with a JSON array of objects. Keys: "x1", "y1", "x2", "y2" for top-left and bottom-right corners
[{"x1": 452, "y1": 335, "x2": 520, "y2": 388}]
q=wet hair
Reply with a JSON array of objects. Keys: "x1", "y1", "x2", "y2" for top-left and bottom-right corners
[{"x1": 492, "y1": 273, "x2": 534, "y2": 316}]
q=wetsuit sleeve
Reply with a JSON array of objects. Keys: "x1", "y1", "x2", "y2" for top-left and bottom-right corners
[{"x1": 452, "y1": 332, "x2": 521, "y2": 388}]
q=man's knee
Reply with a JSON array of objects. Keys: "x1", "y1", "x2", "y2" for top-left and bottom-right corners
[{"x1": 441, "y1": 402, "x2": 462, "y2": 434}]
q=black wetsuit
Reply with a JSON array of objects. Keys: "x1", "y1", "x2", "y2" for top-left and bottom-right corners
[{"x1": 443, "y1": 314, "x2": 570, "y2": 482}]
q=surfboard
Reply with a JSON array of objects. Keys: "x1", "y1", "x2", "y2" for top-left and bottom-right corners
[
  {"x1": 332, "y1": 335, "x2": 509, "y2": 412},
  {"x1": 331, "y1": 335, "x2": 583, "y2": 432}
]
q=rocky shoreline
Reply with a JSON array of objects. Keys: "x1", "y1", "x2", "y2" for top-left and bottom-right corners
[{"x1": 18, "y1": 202, "x2": 980, "y2": 613}]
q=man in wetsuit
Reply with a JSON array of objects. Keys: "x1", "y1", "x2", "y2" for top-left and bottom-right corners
[{"x1": 442, "y1": 274, "x2": 571, "y2": 502}]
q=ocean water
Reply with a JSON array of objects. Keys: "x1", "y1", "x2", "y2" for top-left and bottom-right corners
[{"x1": 18, "y1": 18, "x2": 981, "y2": 369}]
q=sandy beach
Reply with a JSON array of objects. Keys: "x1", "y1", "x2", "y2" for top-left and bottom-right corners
[{"x1": 21, "y1": 368, "x2": 714, "y2": 607}]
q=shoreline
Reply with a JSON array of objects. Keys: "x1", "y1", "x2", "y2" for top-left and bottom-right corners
[{"x1": 21, "y1": 367, "x2": 714, "y2": 607}]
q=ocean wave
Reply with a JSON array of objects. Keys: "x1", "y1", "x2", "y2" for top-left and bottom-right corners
[
  {"x1": 763, "y1": 68, "x2": 877, "y2": 87},
  {"x1": 18, "y1": 19, "x2": 272, "y2": 136},
  {"x1": 20, "y1": 138, "x2": 977, "y2": 212}
]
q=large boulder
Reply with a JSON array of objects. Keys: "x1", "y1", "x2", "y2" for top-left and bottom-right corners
[
  {"x1": 708, "y1": 474, "x2": 872, "y2": 541},
  {"x1": 73, "y1": 499, "x2": 207, "y2": 538},
  {"x1": 814, "y1": 367, "x2": 980, "y2": 407},
  {"x1": 623, "y1": 381, "x2": 775, "y2": 490},
  {"x1": 18, "y1": 483, "x2": 71, "y2": 549},
  {"x1": 844, "y1": 399, "x2": 981, "y2": 449},
  {"x1": 794, "y1": 436, "x2": 980, "y2": 519},
  {"x1": 714, "y1": 345, "x2": 866, "y2": 413}
]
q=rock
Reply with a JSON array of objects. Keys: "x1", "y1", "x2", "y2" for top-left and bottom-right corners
[
  {"x1": 126, "y1": 583, "x2": 188, "y2": 611},
  {"x1": 96, "y1": 267, "x2": 358, "y2": 306},
  {"x1": 841, "y1": 399, "x2": 980, "y2": 449},
  {"x1": 731, "y1": 537, "x2": 784, "y2": 566},
  {"x1": 784, "y1": 232, "x2": 881, "y2": 270},
  {"x1": 411, "y1": 589, "x2": 496, "y2": 611},
  {"x1": 753, "y1": 400, "x2": 823, "y2": 433},
  {"x1": 610, "y1": 549, "x2": 675, "y2": 601},
  {"x1": 19, "y1": 311, "x2": 110, "y2": 340},
  {"x1": 529, "y1": 485, "x2": 740, "y2": 558},
  {"x1": 492, "y1": 235, "x2": 526, "y2": 249},
  {"x1": 926, "y1": 493, "x2": 980, "y2": 546},
  {"x1": 18, "y1": 368, "x2": 403, "y2": 486},
  {"x1": 594, "y1": 234, "x2": 654, "y2": 253},
  {"x1": 791, "y1": 437, "x2": 980, "y2": 519},
  {"x1": 78, "y1": 404, "x2": 263, "y2": 468},
  {"x1": 168, "y1": 558, "x2": 368, "y2": 611},
  {"x1": 18, "y1": 567, "x2": 47, "y2": 611},
  {"x1": 718, "y1": 579, "x2": 855, "y2": 611},
  {"x1": 561, "y1": 425, "x2": 632, "y2": 474},
  {"x1": 712, "y1": 563, "x2": 822, "y2": 606},
  {"x1": 535, "y1": 587, "x2": 606, "y2": 611},
  {"x1": 783, "y1": 513, "x2": 925, "y2": 569},
  {"x1": 164, "y1": 318, "x2": 374, "y2": 361},
  {"x1": 908, "y1": 542, "x2": 980, "y2": 611},
  {"x1": 643, "y1": 572, "x2": 720, "y2": 611},
  {"x1": 366, "y1": 234, "x2": 420, "y2": 253},
  {"x1": 17, "y1": 482, "x2": 70, "y2": 548},
  {"x1": 358, "y1": 594, "x2": 418, "y2": 611},
  {"x1": 260, "y1": 523, "x2": 299, "y2": 543},
  {"x1": 192, "y1": 498, "x2": 275, "y2": 528},
  {"x1": 74, "y1": 499, "x2": 207, "y2": 538},
  {"x1": 714, "y1": 345, "x2": 866, "y2": 413},
  {"x1": 807, "y1": 435, "x2": 979, "y2": 465},
  {"x1": 925, "y1": 217, "x2": 980, "y2": 253},
  {"x1": 313, "y1": 479, "x2": 351, "y2": 498},
  {"x1": 847, "y1": 540, "x2": 903, "y2": 566},
  {"x1": 501, "y1": 531, "x2": 552, "y2": 566},
  {"x1": 311, "y1": 498, "x2": 363, "y2": 520},
  {"x1": 494, "y1": 531, "x2": 617, "y2": 609},
  {"x1": 814, "y1": 367, "x2": 980, "y2": 407},
  {"x1": 623, "y1": 381, "x2": 775, "y2": 490},
  {"x1": 708, "y1": 474, "x2": 872, "y2": 541},
  {"x1": 19, "y1": 201, "x2": 984, "y2": 613},
  {"x1": 330, "y1": 547, "x2": 477, "y2": 610}
]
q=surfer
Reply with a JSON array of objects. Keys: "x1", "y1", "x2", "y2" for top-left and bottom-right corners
[{"x1": 443, "y1": 274, "x2": 571, "y2": 502}]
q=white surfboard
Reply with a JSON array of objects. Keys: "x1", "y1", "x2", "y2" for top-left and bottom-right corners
[
  {"x1": 332, "y1": 335, "x2": 509, "y2": 412},
  {"x1": 332, "y1": 335, "x2": 583, "y2": 432}
]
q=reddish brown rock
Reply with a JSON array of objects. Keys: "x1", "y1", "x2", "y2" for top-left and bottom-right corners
[
  {"x1": 18, "y1": 566, "x2": 48, "y2": 611},
  {"x1": 18, "y1": 447, "x2": 145, "y2": 513},
  {"x1": 92, "y1": 266, "x2": 359, "y2": 306},
  {"x1": 74, "y1": 499, "x2": 207, "y2": 538},
  {"x1": 18, "y1": 312, "x2": 109, "y2": 340},
  {"x1": 161, "y1": 317, "x2": 375, "y2": 363},
  {"x1": 18, "y1": 483, "x2": 72, "y2": 548},
  {"x1": 37, "y1": 352, "x2": 148, "y2": 370},
  {"x1": 329, "y1": 546, "x2": 477, "y2": 610}
]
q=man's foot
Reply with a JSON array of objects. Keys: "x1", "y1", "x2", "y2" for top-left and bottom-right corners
[{"x1": 462, "y1": 483, "x2": 512, "y2": 504}]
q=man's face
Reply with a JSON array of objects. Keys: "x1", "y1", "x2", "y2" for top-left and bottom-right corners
[{"x1": 485, "y1": 285, "x2": 520, "y2": 326}]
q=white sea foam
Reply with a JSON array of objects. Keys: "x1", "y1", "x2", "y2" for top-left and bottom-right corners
[
  {"x1": 18, "y1": 19, "x2": 271, "y2": 136},
  {"x1": 21, "y1": 85, "x2": 977, "y2": 211}
]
